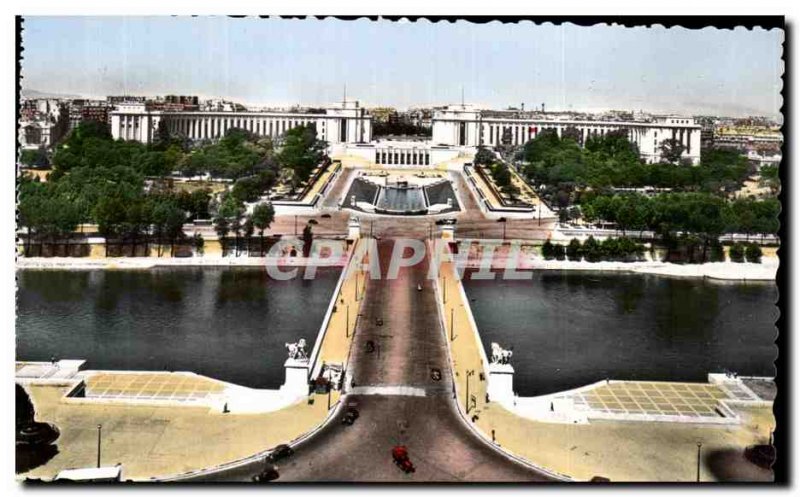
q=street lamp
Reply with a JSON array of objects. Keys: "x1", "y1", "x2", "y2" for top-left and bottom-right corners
[
  {"x1": 497, "y1": 217, "x2": 507, "y2": 240},
  {"x1": 538, "y1": 201, "x2": 542, "y2": 226},
  {"x1": 696, "y1": 442, "x2": 703, "y2": 482},
  {"x1": 465, "y1": 370, "x2": 475, "y2": 414},
  {"x1": 450, "y1": 307, "x2": 455, "y2": 342},
  {"x1": 442, "y1": 276, "x2": 447, "y2": 304},
  {"x1": 346, "y1": 304, "x2": 350, "y2": 338},
  {"x1": 96, "y1": 424, "x2": 102, "y2": 468}
]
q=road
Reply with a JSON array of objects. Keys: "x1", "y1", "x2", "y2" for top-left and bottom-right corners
[{"x1": 195, "y1": 240, "x2": 552, "y2": 482}]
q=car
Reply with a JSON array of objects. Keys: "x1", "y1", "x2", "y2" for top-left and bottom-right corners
[
  {"x1": 341, "y1": 407, "x2": 360, "y2": 425},
  {"x1": 267, "y1": 444, "x2": 294, "y2": 462},
  {"x1": 252, "y1": 464, "x2": 279, "y2": 483},
  {"x1": 321, "y1": 213, "x2": 332, "y2": 219},
  {"x1": 391, "y1": 445, "x2": 416, "y2": 474},
  {"x1": 744, "y1": 444, "x2": 775, "y2": 470}
]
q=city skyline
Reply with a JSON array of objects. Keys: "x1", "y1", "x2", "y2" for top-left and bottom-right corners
[{"x1": 21, "y1": 17, "x2": 783, "y2": 118}]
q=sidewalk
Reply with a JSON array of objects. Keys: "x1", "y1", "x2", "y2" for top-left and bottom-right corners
[
  {"x1": 437, "y1": 258, "x2": 774, "y2": 482},
  {"x1": 21, "y1": 385, "x2": 335, "y2": 481}
]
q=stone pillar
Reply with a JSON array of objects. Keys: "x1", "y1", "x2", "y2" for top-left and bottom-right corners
[
  {"x1": 441, "y1": 224, "x2": 455, "y2": 240},
  {"x1": 487, "y1": 362, "x2": 515, "y2": 405},
  {"x1": 347, "y1": 216, "x2": 361, "y2": 240},
  {"x1": 279, "y1": 358, "x2": 310, "y2": 398}
]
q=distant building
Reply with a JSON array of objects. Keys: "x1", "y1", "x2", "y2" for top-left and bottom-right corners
[
  {"x1": 370, "y1": 107, "x2": 396, "y2": 123},
  {"x1": 68, "y1": 99, "x2": 110, "y2": 131},
  {"x1": 110, "y1": 100, "x2": 372, "y2": 145},
  {"x1": 431, "y1": 105, "x2": 702, "y2": 164},
  {"x1": 19, "y1": 99, "x2": 69, "y2": 149},
  {"x1": 713, "y1": 125, "x2": 782, "y2": 154},
  {"x1": 147, "y1": 95, "x2": 200, "y2": 112},
  {"x1": 107, "y1": 95, "x2": 147, "y2": 105}
]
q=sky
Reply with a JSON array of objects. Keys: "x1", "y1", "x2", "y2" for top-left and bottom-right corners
[{"x1": 21, "y1": 16, "x2": 784, "y2": 117}]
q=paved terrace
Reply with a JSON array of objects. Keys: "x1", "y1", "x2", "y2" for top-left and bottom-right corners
[
  {"x1": 550, "y1": 379, "x2": 762, "y2": 424},
  {"x1": 17, "y1": 241, "x2": 367, "y2": 481},
  {"x1": 83, "y1": 372, "x2": 224, "y2": 403},
  {"x1": 436, "y1": 256, "x2": 775, "y2": 482}
]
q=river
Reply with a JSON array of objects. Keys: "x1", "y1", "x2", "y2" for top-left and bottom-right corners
[
  {"x1": 16, "y1": 267, "x2": 340, "y2": 389},
  {"x1": 463, "y1": 270, "x2": 778, "y2": 396}
]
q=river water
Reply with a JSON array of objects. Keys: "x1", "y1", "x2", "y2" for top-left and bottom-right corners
[
  {"x1": 463, "y1": 270, "x2": 778, "y2": 396},
  {"x1": 16, "y1": 267, "x2": 340, "y2": 389},
  {"x1": 17, "y1": 268, "x2": 778, "y2": 396}
]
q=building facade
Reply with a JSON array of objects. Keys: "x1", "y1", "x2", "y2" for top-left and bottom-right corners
[
  {"x1": 431, "y1": 106, "x2": 702, "y2": 164},
  {"x1": 110, "y1": 101, "x2": 372, "y2": 145},
  {"x1": 19, "y1": 100, "x2": 70, "y2": 149}
]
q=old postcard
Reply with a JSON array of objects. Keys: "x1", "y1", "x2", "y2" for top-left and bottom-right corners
[{"x1": 15, "y1": 15, "x2": 783, "y2": 484}]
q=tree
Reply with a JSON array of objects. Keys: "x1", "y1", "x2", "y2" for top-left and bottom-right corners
[
  {"x1": 566, "y1": 238, "x2": 582, "y2": 261},
  {"x1": 582, "y1": 236, "x2": 603, "y2": 263},
  {"x1": 302, "y1": 224, "x2": 314, "y2": 257},
  {"x1": 553, "y1": 243, "x2": 566, "y2": 261},
  {"x1": 94, "y1": 195, "x2": 129, "y2": 255},
  {"x1": 709, "y1": 241, "x2": 725, "y2": 262},
  {"x1": 745, "y1": 243, "x2": 763, "y2": 264},
  {"x1": 19, "y1": 147, "x2": 49, "y2": 168},
  {"x1": 659, "y1": 138, "x2": 686, "y2": 164},
  {"x1": 242, "y1": 217, "x2": 255, "y2": 256},
  {"x1": 251, "y1": 202, "x2": 275, "y2": 256},
  {"x1": 213, "y1": 216, "x2": 230, "y2": 254},
  {"x1": 729, "y1": 242, "x2": 746, "y2": 263},
  {"x1": 153, "y1": 120, "x2": 172, "y2": 150},
  {"x1": 192, "y1": 232, "x2": 205, "y2": 257},
  {"x1": 152, "y1": 199, "x2": 186, "y2": 257},
  {"x1": 541, "y1": 239, "x2": 555, "y2": 260},
  {"x1": 474, "y1": 147, "x2": 495, "y2": 166},
  {"x1": 215, "y1": 194, "x2": 244, "y2": 256},
  {"x1": 277, "y1": 124, "x2": 327, "y2": 187}
]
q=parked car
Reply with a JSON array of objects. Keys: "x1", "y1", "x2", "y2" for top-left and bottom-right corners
[
  {"x1": 252, "y1": 463, "x2": 279, "y2": 483},
  {"x1": 267, "y1": 444, "x2": 294, "y2": 463},
  {"x1": 744, "y1": 444, "x2": 775, "y2": 470},
  {"x1": 342, "y1": 407, "x2": 360, "y2": 426}
]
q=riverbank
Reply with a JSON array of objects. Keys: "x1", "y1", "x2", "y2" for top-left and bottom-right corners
[
  {"x1": 16, "y1": 254, "x2": 349, "y2": 270},
  {"x1": 458, "y1": 242, "x2": 778, "y2": 281}
]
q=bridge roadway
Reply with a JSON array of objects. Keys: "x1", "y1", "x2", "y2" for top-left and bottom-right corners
[{"x1": 195, "y1": 240, "x2": 552, "y2": 482}]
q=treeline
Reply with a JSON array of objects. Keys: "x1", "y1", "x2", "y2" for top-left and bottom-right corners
[
  {"x1": 579, "y1": 193, "x2": 779, "y2": 239},
  {"x1": 519, "y1": 129, "x2": 754, "y2": 209},
  {"x1": 212, "y1": 200, "x2": 277, "y2": 257},
  {"x1": 729, "y1": 242, "x2": 763, "y2": 263},
  {"x1": 542, "y1": 237, "x2": 646, "y2": 262},
  {"x1": 19, "y1": 169, "x2": 212, "y2": 256},
  {"x1": 542, "y1": 237, "x2": 764, "y2": 264},
  {"x1": 18, "y1": 121, "x2": 327, "y2": 256},
  {"x1": 178, "y1": 125, "x2": 326, "y2": 188}
]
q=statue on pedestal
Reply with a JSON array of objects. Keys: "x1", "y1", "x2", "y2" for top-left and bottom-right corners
[
  {"x1": 285, "y1": 338, "x2": 308, "y2": 361},
  {"x1": 490, "y1": 342, "x2": 513, "y2": 365}
]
